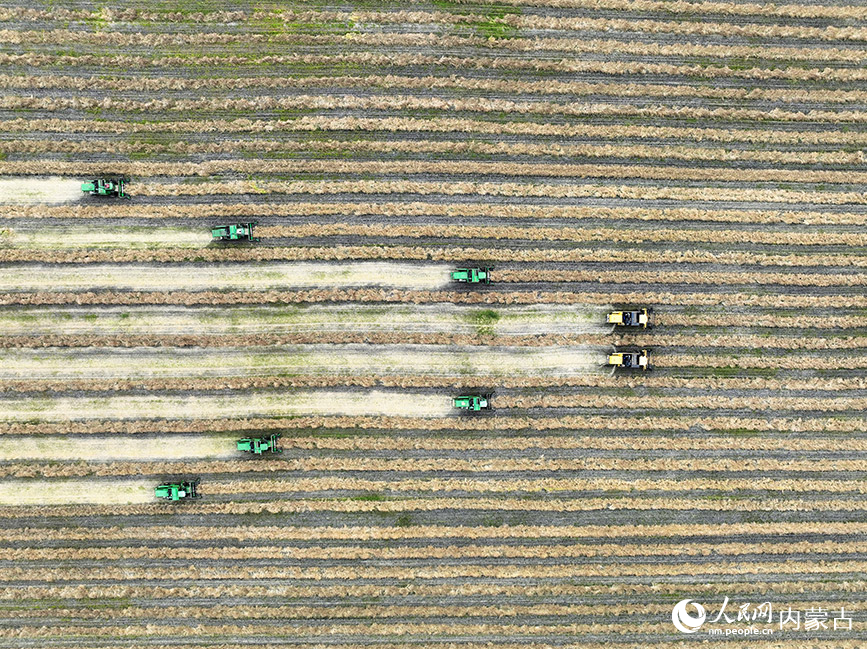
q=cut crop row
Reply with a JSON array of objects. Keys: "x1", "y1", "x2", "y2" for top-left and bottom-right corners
[
  {"x1": 5, "y1": 93, "x2": 866, "y2": 123},
  {"x1": 1, "y1": 373, "x2": 861, "y2": 394},
  {"x1": 4, "y1": 74, "x2": 867, "y2": 105},
  {"x1": 7, "y1": 116, "x2": 867, "y2": 146},
  {"x1": 8, "y1": 202, "x2": 865, "y2": 228}
]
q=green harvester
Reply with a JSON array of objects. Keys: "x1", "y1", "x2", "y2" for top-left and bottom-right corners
[
  {"x1": 211, "y1": 222, "x2": 259, "y2": 242},
  {"x1": 453, "y1": 394, "x2": 492, "y2": 412},
  {"x1": 81, "y1": 177, "x2": 128, "y2": 198},
  {"x1": 155, "y1": 478, "x2": 200, "y2": 501},
  {"x1": 451, "y1": 267, "x2": 491, "y2": 284},
  {"x1": 237, "y1": 433, "x2": 282, "y2": 455}
]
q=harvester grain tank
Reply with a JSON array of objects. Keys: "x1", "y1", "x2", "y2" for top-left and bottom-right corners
[
  {"x1": 211, "y1": 222, "x2": 259, "y2": 242},
  {"x1": 451, "y1": 267, "x2": 491, "y2": 284},
  {"x1": 607, "y1": 308, "x2": 650, "y2": 329},
  {"x1": 155, "y1": 478, "x2": 200, "y2": 501},
  {"x1": 453, "y1": 394, "x2": 492, "y2": 411},
  {"x1": 607, "y1": 349, "x2": 650, "y2": 371},
  {"x1": 81, "y1": 177, "x2": 128, "y2": 198},
  {"x1": 237, "y1": 433, "x2": 282, "y2": 455}
]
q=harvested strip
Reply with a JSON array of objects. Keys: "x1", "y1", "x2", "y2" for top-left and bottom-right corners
[
  {"x1": 0, "y1": 177, "x2": 82, "y2": 205},
  {"x1": 0, "y1": 390, "x2": 456, "y2": 421},
  {"x1": 0, "y1": 345, "x2": 609, "y2": 380},
  {"x1": 3, "y1": 332, "x2": 862, "y2": 350},
  {"x1": 0, "y1": 226, "x2": 211, "y2": 249},
  {"x1": 7, "y1": 117, "x2": 867, "y2": 146},
  {"x1": 0, "y1": 304, "x2": 609, "y2": 337},
  {"x1": 0, "y1": 479, "x2": 152, "y2": 506},
  {"x1": 0, "y1": 435, "x2": 234, "y2": 462},
  {"x1": 0, "y1": 262, "x2": 451, "y2": 292}
]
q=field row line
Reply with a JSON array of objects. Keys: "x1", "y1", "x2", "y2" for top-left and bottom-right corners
[
  {"x1": 9, "y1": 202, "x2": 866, "y2": 228},
  {"x1": 13, "y1": 541, "x2": 867, "y2": 562},
  {"x1": 6, "y1": 73, "x2": 867, "y2": 104},
  {"x1": 3, "y1": 495, "x2": 867, "y2": 521},
  {"x1": 10, "y1": 158, "x2": 867, "y2": 186},
  {"x1": 4, "y1": 332, "x2": 865, "y2": 350},
  {"x1": 23, "y1": 219, "x2": 867, "y2": 247},
  {"x1": 5, "y1": 31, "x2": 867, "y2": 64},
  {"x1": 8, "y1": 453, "x2": 867, "y2": 480},
  {"x1": 5, "y1": 93, "x2": 867, "y2": 124},
  {"x1": 0, "y1": 414, "x2": 860, "y2": 436},
  {"x1": 1, "y1": 374, "x2": 861, "y2": 395},
  {"x1": 1, "y1": 247, "x2": 862, "y2": 270},
  {"x1": 84, "y1": 180, "x2": 867, "y2": 207},
  {"x1": 6, "y1": 580, "x2": 866, "y2": 605},
  {"x1": 2, "y1": 290, "x2": 863, "y2": 309},
  {"x1": 8, "y1": 136, "x2": 866, "y2": 167},
  {"x1": 3, "y1": 8, "x2": 866, "y2": 42},
  {"x1": 4, "y1": 52, "x2": 867, "y2": 82},
  {"x1": 6, "y1": 559, "x2": 867, "y2": 583},
  {"x1": 439, "y1": 0, "x2": 867, "y2": 20},
  {"x1": 8, "y1": 521, "x2": 867, "y2": 542},
  {"x1": 1, "y1": 599, "x2": 856, "y2": 622},
  {"x1": 0, "y1": 620, "x2": 761, "y2": 640},
  {"x1": 6, "y1": 116, "x2": 866, "y2": 146}
]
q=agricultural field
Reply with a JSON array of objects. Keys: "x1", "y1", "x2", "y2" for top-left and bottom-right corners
[{"x1": 0, "y1": 0, "x2": 865, "y2": 646}]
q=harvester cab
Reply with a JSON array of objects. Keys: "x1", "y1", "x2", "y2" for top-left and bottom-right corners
[
  {"x1": 607, "y1": 308, "x2": 651, "y2": 329},
  {"x1": 81, "y1": 177, "x2": 128, "y2": 198},
  {"x1": 607, "y1": 349, "x2": 650, "y2": 371},
  {"x1": 453, "y1": 394, "x2": 492, "y2": 412},
  {"x1": 211, "y1": 222, "x2": 259, "y2": 242},
  {"x1": 451, "y1": 267, "x2": 492, "y2": 284},
  {"x1": 155, "y1": 478, "x2": 201, "y2": 501},
  {"x1": 237, "y1": 433, "x2": 282, "y2": 455}
]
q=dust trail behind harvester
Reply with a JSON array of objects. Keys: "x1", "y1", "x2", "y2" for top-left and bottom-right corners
[
  {"x1": 0, "y1": 390, "x2": 455, "y2": 421},
  {"x1": 0, "y1": 177, "x2": 82, "y2": 204},
  {"x1": 0, "y1": 345, "x2": 613, "y2": 380},
  {"x1": 0, "y1": 262, "x2": 451, "y2": 290},
  {"x1": 0, "y1": 479, "x2": 153, "y2": 506},
  {"x1": 0, "y1": 305, "x2": 613, "y2": 336},
  {"x1": 0, "y1": 435, "x2": 235, "y2": 461}
]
